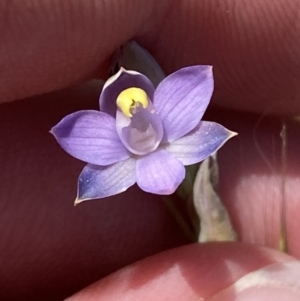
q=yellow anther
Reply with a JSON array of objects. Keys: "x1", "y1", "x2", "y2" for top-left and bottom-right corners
[{"x1": 116, "y1": 87, "x2": 149, "y2": 117}]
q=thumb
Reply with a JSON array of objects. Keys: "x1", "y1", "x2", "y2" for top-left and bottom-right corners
[{"x1": 65, "y1": 243, "x2": 299, "y2": 301}]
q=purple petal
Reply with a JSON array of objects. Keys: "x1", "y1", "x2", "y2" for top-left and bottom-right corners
[
  {"x1": 51, "y1": 110, "x2": 130, "y2": 165},
  {"x1": 165, "y1": 121, "x2": 237, "y2": 165},
  {"x1": 76, "y1": 158, "x2": 136, "y2": 203},
  {"x1": 100, "y1": 68, "x2": 155, "y2": 117},
  {"x1": 116, "y1": 104, "x2": 163, "y2": 155},
  {"x1": 154, "y1": 65, "x2": 214, "y2": 142},
  {"x1": 136, "y1": 149, "x2": 185, "y2": 195}
]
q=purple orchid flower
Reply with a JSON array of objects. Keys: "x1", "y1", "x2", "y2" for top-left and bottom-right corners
[{"x1": 51, "y1": 65, "x2": 236, "y2": 203}]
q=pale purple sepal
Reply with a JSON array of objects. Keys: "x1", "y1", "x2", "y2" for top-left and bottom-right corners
[
  {"x1": 136, "y1": 149, "x2": 185, "y2": 195},
  {"x1": 100, "y1": 68, "x2": 155, "y2": 117},
  {"x1": 51, "y1": 110, "x2": 130, "y2": 166},
  {"x1": 76, "y1": 157, "x2": 136, "y2": 202},
  {"x1": 154, "y1": 65, "x2": 214, "y2": 142},
  {"x1": 165, "y1": 121, "x2": 236, "y2": 165},
  {"x1": 116, "y1": 104, "x2": 163, "y2": 155}
]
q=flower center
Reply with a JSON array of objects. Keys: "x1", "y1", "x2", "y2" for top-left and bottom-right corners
[
  {"x1": 116, "y1": 87, "x2": 149, "y2": 117},
  {"x1": 115, "y1": 88, "x2": 163, "y2": 156}
]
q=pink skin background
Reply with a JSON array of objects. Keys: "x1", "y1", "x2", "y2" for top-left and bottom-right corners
[{"x1": 1, "y1": 0, "x2": 300, "y2": 300}]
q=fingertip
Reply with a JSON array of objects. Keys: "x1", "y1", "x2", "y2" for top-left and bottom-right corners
[
  {"x1": 0, "y1": 0, "x2": 167, "y2": 102},
  {"x1": 65, "y1": 243, "x2": 294, "y2": 301}
]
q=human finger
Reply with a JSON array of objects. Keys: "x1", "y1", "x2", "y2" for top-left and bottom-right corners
[
  {"x1": 65, "y1": 242, "x2": 299, "y2": 301},
  {"x1": 1, "y1": 0, "x2": 300, "y2": 115}
]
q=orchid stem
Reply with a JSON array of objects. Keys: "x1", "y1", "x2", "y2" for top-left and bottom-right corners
[{"x1": 162, "y1": 196, "x2": 196, "y2": 242}]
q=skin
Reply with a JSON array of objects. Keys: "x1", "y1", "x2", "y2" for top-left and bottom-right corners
[{"x1": 1, "y1": 0, "x2": 300, "y2": 300}]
